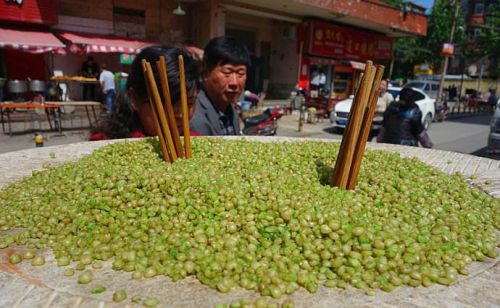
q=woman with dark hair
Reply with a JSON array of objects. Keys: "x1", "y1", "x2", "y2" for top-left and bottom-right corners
[
  {"x1": 378, "y1": 88, "x2": 433, "y2": 148},
  {"x1": 89, "y1": 45, "x2": 200, "y2": 140}
]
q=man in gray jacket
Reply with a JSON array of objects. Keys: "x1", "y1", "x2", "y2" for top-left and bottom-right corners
[{"x1": 190, "y1": 36, "x2": 250, "y2": 135}]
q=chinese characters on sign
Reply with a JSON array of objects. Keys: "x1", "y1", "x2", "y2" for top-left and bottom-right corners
[{"x1": 308, "y1": 20, "x2": 393, "y2": 61}]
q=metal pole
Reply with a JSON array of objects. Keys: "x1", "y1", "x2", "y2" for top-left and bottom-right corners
[
  {"x1": 436, "y1": 0, "x2": 460, "y2": 104},
  {"x1": 388, "y1": 49, "x2": 395, "y2": 81},
  {"x1": 477, "y1": 60, "x2": 484, "y2": 94}
]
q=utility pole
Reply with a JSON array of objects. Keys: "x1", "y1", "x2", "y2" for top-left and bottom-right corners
[{"x1": 436, "y1": 0, "x2": 461, "y2": 104}]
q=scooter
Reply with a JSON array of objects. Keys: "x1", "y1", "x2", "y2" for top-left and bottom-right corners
[{"x1": 242, "y1": 106, "x2": 285, "y2": 136}]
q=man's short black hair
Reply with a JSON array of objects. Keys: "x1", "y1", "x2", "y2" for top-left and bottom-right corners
[{"x1": 203, "y1": 36, "x2": 250, "y2": 72}]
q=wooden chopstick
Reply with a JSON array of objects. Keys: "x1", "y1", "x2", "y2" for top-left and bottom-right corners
[
  {"x1": 157, "y1": 56, "x2": 184, "y2": 158},
  {"x1": 141, "y1": 60, "x2": 171, "y2": 163},
  {"x1": 346, "y1": 65, "x2": 385, "y2": 190},
  {"x1": 143, "y1": 61, "x2": 178, "y2": 162},
  {"x1": 331, "y1": 61, "x2": 375, "y2": 189},
  {"x1": 178, "y1": 54, "x2": 192, "y2": 159}
]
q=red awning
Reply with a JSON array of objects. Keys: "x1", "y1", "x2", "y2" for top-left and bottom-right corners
[
  {"x1": 59, "y1": 32, "x2": 152, "y2": 54},
  {"x1": 0, "y1": 28, "x2": 65, "y2": 54}
]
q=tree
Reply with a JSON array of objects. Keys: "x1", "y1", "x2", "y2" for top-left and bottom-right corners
[
  {"x1": 473, "y1": 2, "x2": 500, "y2": 78},
  {"x1": 391, "y1": 0, "x2": 468, "y2": 80},
  {"x1": 392, "y1": 37, "x2": 431, "y2": 80}
]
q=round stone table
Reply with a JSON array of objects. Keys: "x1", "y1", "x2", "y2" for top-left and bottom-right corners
[{"x1": 0, "y1": 137, "x2": 498, "y2": 308}]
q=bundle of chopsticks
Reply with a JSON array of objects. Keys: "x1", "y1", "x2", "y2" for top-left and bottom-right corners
[
  {"x1": 331, "y1": 61, "x2": 385, "y2": 190},
  {"x1": 141, "y1": 56, "x2": 191, "y2": 163}
]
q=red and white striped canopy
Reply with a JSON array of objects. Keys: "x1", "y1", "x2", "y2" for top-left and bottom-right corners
[
  {"x1": 0, "y1": 28, "x2": 66, "y2": 54},
  {"x1": 59, "y1": 32, "x2": 152, "y2": 54}
]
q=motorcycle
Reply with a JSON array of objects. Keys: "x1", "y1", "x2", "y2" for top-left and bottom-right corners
[{"x1": 242, "y1": 106, "x2": 285, "y2": 136}]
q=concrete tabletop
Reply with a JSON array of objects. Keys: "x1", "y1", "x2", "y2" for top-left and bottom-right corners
[{"x1": 0, "y1": 137, "x2": 498, "y2": 308}]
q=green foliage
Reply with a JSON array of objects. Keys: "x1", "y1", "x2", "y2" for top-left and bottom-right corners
[
  {"x1": 392, "y1": 0, "x2": 468, "y2": 79},
  {"x1": 475, "y1": 2, "x2": 500, "y2": 78},
  {"x1": 392, "y1": 37, "x2": 432, "y2": 80}
]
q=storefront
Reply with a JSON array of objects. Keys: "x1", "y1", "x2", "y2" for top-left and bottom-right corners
[
  {"x1": 46, "y1": 31, "x2": 155, "y2": 101},
  {"x1": 0, "y1": 0, "x2": 60, "y2": 78},
  {"x1": 298, "y1": 19, "x2": 393, "y2": 114}
]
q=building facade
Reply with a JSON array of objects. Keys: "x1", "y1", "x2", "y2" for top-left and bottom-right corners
[
  {"x1": 448, "y1": 0, "x2": 498, "y2": 78},
  {"x1": 1, "y1": 0, "x2": 427, "y2": 100}
]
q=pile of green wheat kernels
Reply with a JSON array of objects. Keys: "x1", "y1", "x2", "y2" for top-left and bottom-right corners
[{"x1": 0, "y1": 138, "x2": 498, "y2": 299}]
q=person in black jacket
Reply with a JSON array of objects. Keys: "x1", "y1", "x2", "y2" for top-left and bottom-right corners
[
  {"x1": 81, "y1": 56, "x2": 99, "y2": 101},
  {"x1": 379, "y1": 88, "x2": 432, "y2": 147}
]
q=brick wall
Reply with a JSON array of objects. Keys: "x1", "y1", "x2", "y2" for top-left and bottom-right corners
[
  {"x1": 0, "y1": 0, "x2": 58, "y2": 25},
  {"x1": 56, "y1": 0, "x2": 191, "y2": 43}
]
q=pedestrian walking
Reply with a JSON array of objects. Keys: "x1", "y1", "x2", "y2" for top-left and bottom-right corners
[
  {"x1": 99, "y1": 64, "x2": 116, "y2": 115},
  {"x1": 377, "y1": 88, "x2": 433, "y2": 148}
]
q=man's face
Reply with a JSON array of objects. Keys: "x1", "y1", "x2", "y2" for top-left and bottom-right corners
[
  {"x1": 379, "y1": 80, "x2": 388, "y2": 92},
  {"x1": 203, "y1": 63, "x2": 247, "y2": 111}
]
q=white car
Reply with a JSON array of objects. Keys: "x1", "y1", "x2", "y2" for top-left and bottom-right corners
[
  {"x1": 404, "y1": 80, "x2": 440, "y2": 99},
  {"x1": 330, "y1": 87, "x2": 435, "y2": 131},
  {"x1": 487, "y1": 99, "x2": 500, "y2": 156}
]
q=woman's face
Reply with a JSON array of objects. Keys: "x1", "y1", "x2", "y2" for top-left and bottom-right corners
[
  {"x1": 173, "y1": 87, "x2": 197, "y2": 134},
  {"x1": 131, "y1": 87, "x2": 197, "y2": 137}
]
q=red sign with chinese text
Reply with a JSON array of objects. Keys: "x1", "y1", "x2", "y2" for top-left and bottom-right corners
[
  {"x1": 307, "y1": 20, "x2": 392, "y2": 61},
  {"x1": 0, "y1": 0, "x2": 58, "y2": 25}
]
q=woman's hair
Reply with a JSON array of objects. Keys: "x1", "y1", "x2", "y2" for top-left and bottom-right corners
[
  {"x1": 393, "y1": 87, "x2": 418, "y2": 109},
  {"x1": 91, "y1": 45, "x2": 199, "y2": 139}
]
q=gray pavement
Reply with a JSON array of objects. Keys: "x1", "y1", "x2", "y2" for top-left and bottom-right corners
[
  {"x1": 0, "y1": 107, "x2": 96, "y2": 153},
  {"x1": 0, "y1": 99, "x2": 495, "y2": 157}
]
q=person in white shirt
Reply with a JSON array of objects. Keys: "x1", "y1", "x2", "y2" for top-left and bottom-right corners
[
  {"x1": 375, "y1": 80, "x2": 394, "y2": 115},
  {"x1": 318, "y1": 70, "x2": 327, "y2": 94},
  {"x1": 372, "y1": 79, "x2": 394, "y2": 140},
  {"x1": 310, "y1": 69, "x2": 320, "y2": 90},
  {"x1": 99, "y1": 64, "x2": 116, "y2": 114}
]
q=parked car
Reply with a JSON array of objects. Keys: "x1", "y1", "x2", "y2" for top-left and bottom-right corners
[
  {"x1": 487, "y1": 99, "x2": 500, "y2": 156},
  {"x1": 330, "y1": 87, "x2": 435, "y2": 132},
  {"x1": 387, "y1": 86, "x2": 402, "y2": 99},
  {"x1": 404, "y1": 80, "x2": 440, "y2": 99}
]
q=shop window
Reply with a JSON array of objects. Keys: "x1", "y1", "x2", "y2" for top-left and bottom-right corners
[
  {"x1": 333, "y1": 80, "x2": 348, "y2": 94},
  {"x1": 113, "y1": 7, "x2": 146, "y2": 39},
  {"x1": 470, "y1": 28, "x2": 481, "y2": 40},
  {"x1": 474, "y1": 3, "x2": 484, "y2": 14},
  {"x1": 226, "y1": 28, "x2": 256, "y2": 54},
  {"x1": 333, "y1": 71, "x2": 350, "y2": 96}
]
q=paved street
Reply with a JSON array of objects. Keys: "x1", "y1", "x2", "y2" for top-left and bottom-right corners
[
  {"x1": 0, "y1": 104, "x2": 497, "y2": 160},
  {"x1": 428, "y1": 115, "x2": 492, "y2": 156},
  {"x1": 274, "y1": 109, "x2": 495, "y2": 159}
]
